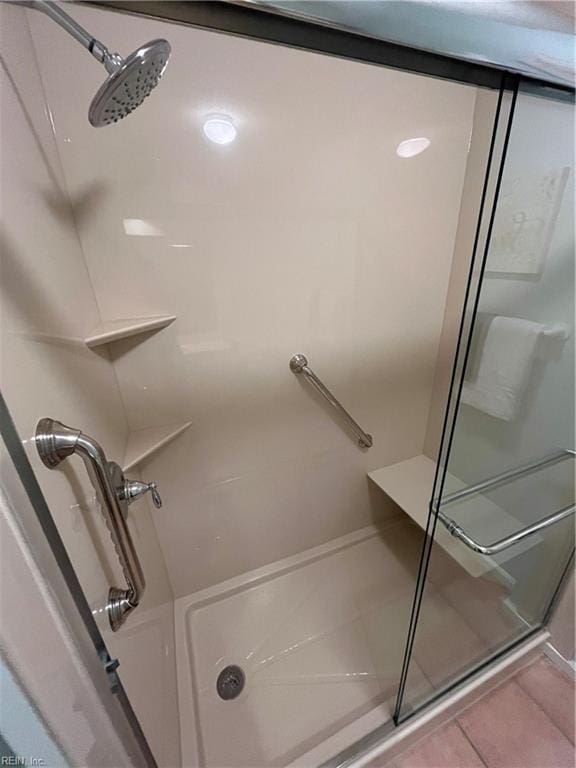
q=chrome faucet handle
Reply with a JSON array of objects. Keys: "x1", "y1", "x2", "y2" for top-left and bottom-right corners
[
  {"x1": 149, "y1": 482, "x2": 162, "y2": 509},
  {"x1": 124, "y1": 479, "x2": 162, "y2": 509}
]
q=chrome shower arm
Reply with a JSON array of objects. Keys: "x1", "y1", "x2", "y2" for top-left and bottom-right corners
[
  {"x1": 17, "y1": 0, "x2": 172, "y2": 126},
  {"x1": 26, "y1": 1, "x2": 122, "y2": 72}
]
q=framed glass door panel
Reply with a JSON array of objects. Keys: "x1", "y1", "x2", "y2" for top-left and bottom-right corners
[
  {"x1": 394, "y1": 77, "x2": 575, "y2": 722},
  {"x1": 0, "y1": 395, "x2": 158, "y2": 766}
]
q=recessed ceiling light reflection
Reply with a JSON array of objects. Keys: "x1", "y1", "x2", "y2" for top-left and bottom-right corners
[
  {"x1": 396, "y1": 137, "x2": 431, "y2": 158},
  {"x1": 203, "y1": 115, "x2": 237, "y2": 145},
  {"x1": 123, "y1": 218, "x2": 164, "y2": 236}
]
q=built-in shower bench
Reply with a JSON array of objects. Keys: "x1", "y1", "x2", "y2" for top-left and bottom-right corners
[{"x1": 368, "y1": 454, "x2": 547, "y2": 578}]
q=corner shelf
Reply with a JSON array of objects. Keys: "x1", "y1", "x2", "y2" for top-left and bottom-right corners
[
  {"x1": 123, "y1": 421, "x2": 192, "y2": 472},
  {"x1": 368, "y1": 455, "x2": 540, "y2": 578},
  {"x1": 84, "y1": 315, "x2": 176, "y2": 349}
]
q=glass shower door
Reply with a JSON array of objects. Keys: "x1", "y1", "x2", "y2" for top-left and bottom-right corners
[
  {"x1": 0, "y1": 394, "x2": 158, "y2": 766},
  {"x1": 394, "y1": 78, "x2": 575, "y2": 722}
]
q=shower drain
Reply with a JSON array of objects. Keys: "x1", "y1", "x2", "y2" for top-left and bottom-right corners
[{"x1": 216, "y1": 665, "x2": 246, "y2": 700}]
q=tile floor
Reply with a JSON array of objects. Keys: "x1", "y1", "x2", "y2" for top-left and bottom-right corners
[{"x1": 373, "y1": 655, "x2": 575, "y2": 768}]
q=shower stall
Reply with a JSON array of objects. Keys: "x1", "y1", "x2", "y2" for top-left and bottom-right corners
[{"x1": 0, "y1": 2, "x2": 574, "y2": 766}]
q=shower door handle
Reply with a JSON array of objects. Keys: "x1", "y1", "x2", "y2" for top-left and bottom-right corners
[
  {"x1": 35, "y1": 418, "x2": 152, "y2": 631},
  {"x1": 439, "y1": 502, "x2": 575, "y2": 555},
  {"x1": 437, "y1": 449, "x2": 576, "y2": 555}
]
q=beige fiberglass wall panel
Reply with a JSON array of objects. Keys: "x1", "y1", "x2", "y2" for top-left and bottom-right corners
[
  {"x1": 30, "y1": 5, "x2": 478, "y2": 597},
  {"x1": 0, "y1": 5, "x2": 179, "y2": 764}
]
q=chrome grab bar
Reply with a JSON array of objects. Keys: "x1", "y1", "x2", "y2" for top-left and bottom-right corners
[
  {"x1": 437, "y1": 449, "x2": 575, "y2": 555},
  {"x1": 289, "y1": 354, "x2": 373, "y2": 449},
  {"x1": 35, "y1": 418, "x2": 161, "y2": 631}
]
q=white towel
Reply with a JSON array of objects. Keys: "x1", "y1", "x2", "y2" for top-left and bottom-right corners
[{"x1": 462, "y1": 316, "x2": 547, "y2": 421}]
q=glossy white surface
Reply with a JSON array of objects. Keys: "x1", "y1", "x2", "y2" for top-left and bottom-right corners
[
  {"x1": 396, "y1": 137, "x2": 431, "y2": 158},
  {"x1": 175, "y1": 521, "x2": 428, "y2": 767},
  {"x1": 203, "y1": 115, "x2": 238, "y2": 145},
  {"x1": 1, "y1": 2, "x2": 125, "y2": 616},
  {"x1": 174, "y1": 517, "x2": 525, "y2": 766},
  {"x1": 107, "y1": 602, "x2": 180, "y2": 766},
  {"x1": 0, "y1": 6, "x2": 179, "y2": 764},
  {"x1": 30, "y1": 4, "x2": 477, "y2": 597},
  {"x1": 85, "y1": 315, "x2": 176, "y2": 348},
  {"x1": 123, "y1": 421, "x2": 192, "y2": 472}
]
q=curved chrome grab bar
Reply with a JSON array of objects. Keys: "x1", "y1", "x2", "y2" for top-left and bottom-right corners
[
  {"x1": 35, "y1": 418, "x2": 147, "y2": 631},
  {"x1": 289, "y1": 354, "x2": 373, "y2": 449}
]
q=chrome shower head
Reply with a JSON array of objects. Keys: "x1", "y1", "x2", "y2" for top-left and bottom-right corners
[
  {"x1": 27, "y1": 1, "x2": 171, "y2": 127},
  {"x1": 89, "y1": 39, "x2": 171, "y2": 127}
]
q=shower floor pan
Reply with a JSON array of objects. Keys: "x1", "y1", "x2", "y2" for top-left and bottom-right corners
[{"x1": 174, "y1": 518, "x2": 522, "y2": 767}]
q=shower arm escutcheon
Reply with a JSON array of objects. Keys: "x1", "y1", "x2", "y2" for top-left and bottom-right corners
[{"x1": 35, "y1": 418, "x2": 161, "y2": 631}]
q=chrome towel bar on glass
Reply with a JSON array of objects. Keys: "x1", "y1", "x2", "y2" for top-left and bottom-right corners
[
  {"x1": 289, "y1": 354, "x2": 372, "y2": 449},
  {"x1": 35, "y1": 418, "x2": 162, "y2": 631},
  {"x1": 437, "y1": 449, "x2": 575, "y2": 555}
]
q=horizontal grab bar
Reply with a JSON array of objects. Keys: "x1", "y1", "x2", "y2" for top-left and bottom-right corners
[
  {"x1": 437, "y1": 448, "x2": 575, "y2": 555},
  {"x1": 289, "y1": 354, "x2": 372, "y2": 449}
]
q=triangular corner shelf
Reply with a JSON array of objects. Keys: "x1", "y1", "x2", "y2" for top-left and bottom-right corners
[
  {"x1": 123, "y1": 421, "x2": 192, "y2": 472},
  {"x1": 84, "y1": 315, "x2": 176, "y2": 349}
]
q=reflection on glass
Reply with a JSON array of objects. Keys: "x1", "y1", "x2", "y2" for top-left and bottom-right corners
[{"x1": 397, "y1": 82, "x2": 575, "y2": 719}]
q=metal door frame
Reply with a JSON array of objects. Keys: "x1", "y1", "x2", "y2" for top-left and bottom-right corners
[
  {"x1": 393, "y1": 73, "x2": 575, "y2": 725},
  {"x1": 89, "y1": 0, "x2": 575, "y2": 99},
  {"x1": 4, "y1": 1, "x2": 574, "y2": 765},
  {"x1": 0, "y1": 394, "x2": 158, "y2": 767}
]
